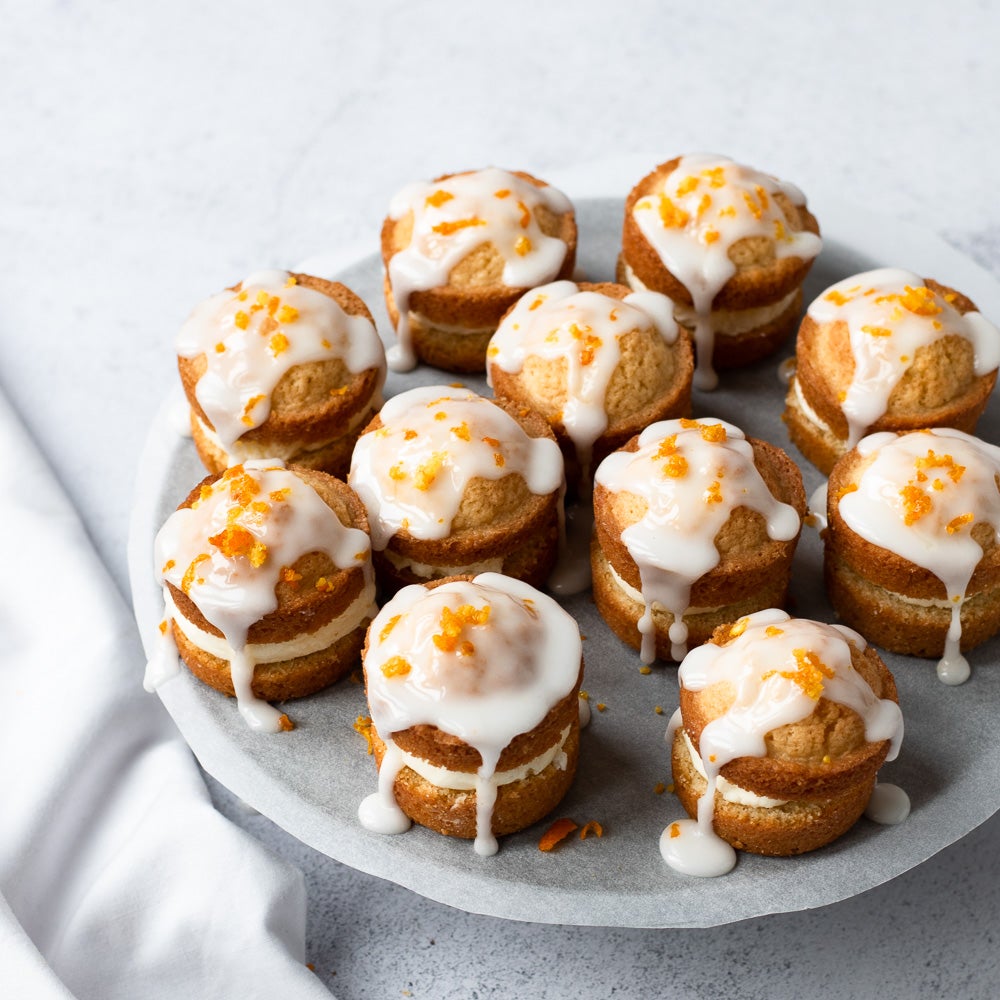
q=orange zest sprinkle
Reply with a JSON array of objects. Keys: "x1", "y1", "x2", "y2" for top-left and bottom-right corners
[
  {"x1": 403, "y1": 429, "x2": 418, "y2": 440},
  {"x1": 158, "y1": 620, "x2": 168, "y2": 635},
  {"x1": 434, "y1": 411, "x2": 447, "y2": 421},
  {"x1": 696, "y1": 193, "x2": 712, "y2": 218},
  {"x1": 528, "y1": 296, "x2": 545, "y2": 311},
  {"x1": 743, "y1": 189, "x2": 764, "y2": 220},
  {"x1": 234, "y1": 310, "x2": 250, "y2": 330},
  {"x1": 900, "y1": 284, "x2": 942, "y2": 316},
  {"x1": 381, "y1": 655, "x2": 411, "y2": 678},
  {"x1": 639, "y1": 665, "x2": 652, "y2": 675},
  {"x1": 162, "y1": 558, "x2": 176, "y2": 573},
  {"x1": 514, "y1": 235, "x2": 531, "y2": 256},
  {"x1": 517, "y1": 200, "x2": 531, "y2": 228},
  {"x1": 240, "y1": 395, "x2": 265, "y2": 426},
  {"x1": 277, "y1": 304, "x2": 298, "y2": 324},
  {"x1": 214, "y1": 342, "x2": 226, "y2": 353},
  {"x1": 762, "y1": 647, "x2": 835, "y2": 700},
  {"x1": 765, "y1": 625, "x2": 784, "y2": 637},
  {"x1": 236, "y1": 290, "x2": 248, "y2": 301},
  {"x1": 675, "y1": 175, "x2": 699, "y2": 196},
  {"x1": 277, "y1": 714, "x2": 294, "y2": 732},
  {"x1": 269, "y1": 332, "x2": 290, "y2": 356},
  {"x1": 493, "y1": 188, "x2": 511, "y2": 199},
  {"x1": 426, "y1": 189, "x2": 454, "y2": 209},
  {"x1": 451, "y1": 422, "x2": 471, "y2": 441},
  {"x1": 414, "y1": 452, "x2": 447, "y2": 491},
  {"x1": 654, "y1": 705, "x2": 664, "y2": 715},
  {"x1": 657, "y1": 194, "x2": 690, "y2": 229},
  {"x1": 269, "y1": 488, "x2": 290, "y2": 503},
  {"x1": 862, "y1": 324, "x2": 892, "y2": 338},
  {"x1": 353, "y1": 715, "x2": 375, "y2": 754},
  {"x1": 482, "y1": 436, "x2": 501, "y2": 448},
  {"x1": 596, "y1": 703, "x2": 607, "y2": 712},
  {"x1": 947, "y1": 513, "x2": 974, "y2": 534},
  {"x1": 661, "y1": 454, "x2": 688, "y2": 478},
  {"x1": 825, "y1": 289, "x2": 852, "y2": 306},
  {"x1": 432, "y1": 217, "x2": 486, "y2": 236},
  {"x1": 579, "y1": 820, "x2": 604, "y2": 840},
  {"x1": 538, "y1": 818, "x2": 579, "y2": 852},
  {"x1": 181, "y1": 553, "x2": 210, "y2": 594},
  {"x1": 900, "y1": 484, "x2": 932, "y2": 526},
  {"x1": 432, "y1": 603, "x2": 491, "y2": 654},
  {"x1": 703, "y1": 228, "x2": 720, "y2": 244},
  {"x1": 729, "y1": 616, "x2": 750, "y2": 638},
  {"x1": 705, "y1": 481, "x2": 723, "y2": 504},
  {"x1": 285, "y1": 275, "x2": 297, "y2": 287},
  {"x1": 701, "y1": 166, "x2": 726, "y2": 188},
  {"x1": 668, "y1": 822, "x2": 682, "y2": 839},
  {"x1": 774, "y1": 219, "x2": 787, "y2": 240},
  {"x1": 280, "y1": 567, "x2": 302, "y2": 587},
  {"x1": 315, "y1": 577, "x2": 334, "y2": 593},
  {"x1": 379, "y1": 614, "x2": 402, "y2": 642},
  {"x1": 208, "y1": 525, "x2": 267, "y2": 568},
  {"x1": 654, "y1": 782, "x2": 666, "y2": 795}
]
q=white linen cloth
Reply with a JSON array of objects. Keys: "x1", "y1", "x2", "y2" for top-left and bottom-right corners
[{"x1": 0, "y1": 388, "x2": 332, "y2": 999}]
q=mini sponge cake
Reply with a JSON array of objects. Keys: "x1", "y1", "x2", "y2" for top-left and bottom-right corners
[
  {"x1": 488, "y1": 280, "x2": 694, "y2": 493},
  {"x1": 825, "y1": 427, "x2": 1000, "y2": 685},
  {"x1": 382, "y1": 167, "x2": 577, "y2": 373},
  {"x1": 153, "y1": 461, "x2": 377, "y2": 731},
  {"x1": 348, "y1": 385, "x2": 564, "y2": 592},
  {"x1": 358, "y1": 573, "x2": 583, "y2": 855},
  {"x1": 664, "y1": 611, "x2": 903, "y2": 867},
  {"x1": 177, "y1": 269, "x2": 385, "y2": 479},
  {"x1": 592, "y1": 418, "x2": 805, "y2": 664},
  {"x1": 618, "y1": 154, "x2": 821, "y2": 390},
  {"x1": 785, "y1": 268, "x2": 1000, "y2": 475}
]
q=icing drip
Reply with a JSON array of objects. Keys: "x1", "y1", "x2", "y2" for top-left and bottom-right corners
[
  {"x1": 152, "y1": 460, "x2": 374, "y2": 731},
  {"x1": 385, "y1": 168, "x2": 573, "y2": 372},
  {"x1": 631, "y1": 154, "x2": 821, "y2": 391},
  {"x1": 807, "y1": 268, "x2": 1000, "y2": 448},
  {"x1": 359, "y1": 574, "x2": 582, "y2": 855},
  {"x1": 548, "y1": 502, "x2": 594, "y2": 596},
  {"x1": 661, "y1": 611, "x2": 904, "y2": 876},
  {"x1": 594, "y1": 418, "x2": 800, "y2": 662},
  {"x1": 488, "y1": 280, "x2": 678, "y2": 480},
  {"x1": 865, "y1": 782, "x2": 911, "y2": 825},
  {"x1": 807, "y1": 481, "x2": 829, "y2": 532},
  {"x1": 177, "y1": 269, "x2": 385, "y2": 448},
  {"x1": 348, "y1": 385, "x2": 564, "y2": 551},
  {"x1": 839, "y1": 428, "x2": 1000, "y2": 685}
]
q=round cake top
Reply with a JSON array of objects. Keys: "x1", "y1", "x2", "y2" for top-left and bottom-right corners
[
  {"x1": 383, "y1": 167, "x2": 575, "y2": 370},
  {"x1": 679, "y1": 610, "x2": 903, "y2": 769},
  {"x1": 628, "y1": 154, "x2": 821, "y2": 306},
  {"x1": 177, "y1": 270, "x2": 385, "y2": 448},
  {"x1": 364, "y1": 573, "x2": 581, "y2": 753},
  {"x1": 594, "y1": 418, "x2": 800, "y2": 656},
  {"x1": 156, "y1": 460, "x2": 372, "y2": 651},
  {"x1": 806, "y1": 268, "x2": 1000, "y2": 448},
  {"x1": 487, "y1": 279, "x2": 681, "y2": 459},
  {"x1": 348, "y1": 385, "x2": 564, "y2": 550}
]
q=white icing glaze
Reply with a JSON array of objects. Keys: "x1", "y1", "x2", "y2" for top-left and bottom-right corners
[
  {"x1": 177, "y1": 269, "x2": 385, "y2": 448},
  {"x1": 385, "y1": 167, "x2": 573, "y2": 372},
  {"x1": 594, "y1": 418, "x2": 800, "y2": 662},
  {"x1": 348, "y1": 385, "x2": 564, "y2": 551},
  {"x1": 577, "y1": 695, "x2": 592, "y2": 729},
  {"x1": 630, "y1": 154, "x2": 821, "y2": 391},
  {"x1": 808, "y1": 481, "x2": 829, "y2": 532},
  {"x1": 680, "y1": 730, "x2": 787, "y2": 807},
  {"x1": 360, "y1": 573, "x2": 581, "y2": 855},
  {"x1": 152, "y1": 460, "x2": 375, "y2": 731},
  {"x1": 662, "y1": 611, "x2": 904, "y2": 877},
  {"x1": 838, "y1": 428, "x2": 1000, "y2": 684},
  {"x1": 487, "y1": 280, "x2": 678, "y2": 479},
  {"x1": 777, "y1": 357, "x2": 797, "y2": 386},
  {"x1": 865, "y1": 782, "x2": 911, "y2": 825},
  {"x1": 807, "y1": 268, "x2": 1000, "y2": 448}
]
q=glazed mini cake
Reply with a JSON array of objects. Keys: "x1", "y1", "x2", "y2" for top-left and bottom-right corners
[
  {"x1": 663, "y1": 611, "x2": 903, "y2": 872},
  {"x1": 358, "y1": 573, "x2": 583, "y2": 855},
  {"x1": 149, "y1": 460, "x2": 377, "y2": 731},
  {"x1": 382, "y1": 166, "x2": 577, "y2": 373},
  {"x1": 784, "y1": 268, "x2": 1000, "y2": 474},
  {"x1": 487, "y1": 279, "x2": 694, "y2": 493},
  {"x1": 177, "y1": 269, "x2": 385, "y2": 479},
  {"x1": 824, "y1": 428, "x2": 1000, "y2": 685},
  {"x1": 618, "y1": 153, "x2": 821, "y2": 390},
  {"x1": 348, "y1": 385, "x2": 564, "y2": 591},
  {"x1": 592, "y1": 418, "x2": 805, "y2": 664}
]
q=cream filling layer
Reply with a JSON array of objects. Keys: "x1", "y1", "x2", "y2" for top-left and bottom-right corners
[
  {"x1": 791, "y1": 375, "x2": 837, "y2": 438},
  {"x1": 399, "y1": 726, "x2": 572, "y2": 792},
  {"x1": 194, "y1": 403, "x2": 372, "y2": 463},
  {"x1": 383, "y1": 548, "x2": 504, "y2": 580},
  {"x1": 409, "y1": 309, "x2": 495, "y2": 336},
  {"x1": 608, "y1": 561, "x2": 720, "y2": 617},
  {"x1": 167, "y1": 582, "x2": 376, "y2": 664},
  {"x1": 682, "y1": 730, "x2": 787, "y2": 808},
  {"x1": 623, "y1": 265, "x2": 796, "y2": 335}
]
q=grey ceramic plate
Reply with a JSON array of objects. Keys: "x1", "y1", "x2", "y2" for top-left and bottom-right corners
[{"x1": 129, "y1": 194, "x2": 1000, "y2": 928}]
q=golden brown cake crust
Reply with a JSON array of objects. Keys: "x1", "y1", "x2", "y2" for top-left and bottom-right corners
[
  {"x1": 489, "y1": 281, "x2": 695, "y2": 493},
  {"x1": 785, "y1": 279, "x2": 997, "y2": 475},
  {"x1": 591, "y1": 436, "x2": 805, "y2": 659},
  {"x1": 619, "y1": 157, "x2": 820, "y2": 312},
  {"x1": 381, "y1": 169, "x2": 577, "y2": 372},
  {"x1": 169, "y1": 466, "x2": 373, "y2": 700},
  {"x1": 670, "y1": 729, "x2": 876, "y2": 857},
  {"x1": 358, "y1": 396, "x2": 563, "y2": 590},
  {"x1": 823, "y1": 439, "x2": 1000, "y2": 655},
  {"x1": 178, "y1": 273, "x2": 383, "y2": 473}
]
